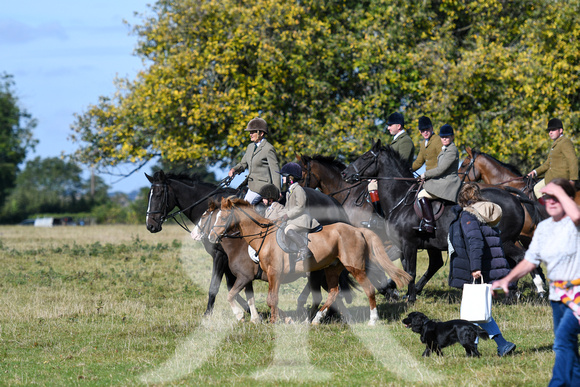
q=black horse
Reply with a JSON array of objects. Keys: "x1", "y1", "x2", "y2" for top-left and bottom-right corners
[
  {"x1": 342, "y1": 141, "x2": 527, "y2": 302},
  {"x1": 146, "y1": 170, "x2": 244, "y2": 315}
]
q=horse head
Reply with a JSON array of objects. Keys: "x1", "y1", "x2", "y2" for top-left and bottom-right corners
[
  {"x1": 207, "y1": 197, "x2": 239, "y2": 243},
  {"x1": 190, "y1": 199, "x2": 220, "y2": 241},
  {"x1": 145, "y1": 170, "x2": 178, "y2": 233},
  {"x1": 341, "y1": 140, "x2": 383, "y2": 183},
  {"x1": 458, "y1": 147, "x2": 481, "y2": 182}
]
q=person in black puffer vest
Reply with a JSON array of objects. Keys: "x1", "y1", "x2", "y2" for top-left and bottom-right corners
[{"x1": 448, "y1": 182, "x2": 516, "y2": 357}]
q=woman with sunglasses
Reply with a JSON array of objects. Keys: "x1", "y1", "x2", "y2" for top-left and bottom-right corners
[
  {"x1": 493, "y1": 178, "x2": 580, "y2": 386},
  {"x1": 229, "y1": 117, "x2": 281, "y2": 204}
]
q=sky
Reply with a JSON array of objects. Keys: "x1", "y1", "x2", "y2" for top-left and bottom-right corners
[{"x1": 0, "y1": 1, "x2": 164, "y2": 194}]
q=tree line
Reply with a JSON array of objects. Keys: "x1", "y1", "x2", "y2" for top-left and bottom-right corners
[{"x1": 70, "y1": 0, "x2": 580, "y2": 173}]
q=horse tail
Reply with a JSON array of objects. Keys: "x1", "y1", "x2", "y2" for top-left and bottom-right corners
[
  {"x1": 338, "y1": 269, "x2": 360, "y2": 304},
  {"x1": 361, "y1": 230, "x2": 412, "y2": 288},
  {"x1": 475, "y1": 325, "x2": 490, "y2": 340}
]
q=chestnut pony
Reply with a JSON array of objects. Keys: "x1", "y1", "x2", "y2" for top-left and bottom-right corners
[{"x1": 208, "y1": 197, "x2": 411, "y2": 325}]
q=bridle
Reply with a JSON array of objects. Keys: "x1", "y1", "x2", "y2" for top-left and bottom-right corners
[
  {"x1": 459, "y1": 153, "x2": 477, "y2": 183},
  {"x1": 146, "y1": 183, "x2": 171, "y2": 228},
  {"x1": 146, "y1": 176, "x2": 235, "y2": 233},
  {"x1": 208, "y1": 205, "x2": 277, "y2": 256},
  {"x1": 345, "y1": 149, "x2": 380, "y2": 183}
]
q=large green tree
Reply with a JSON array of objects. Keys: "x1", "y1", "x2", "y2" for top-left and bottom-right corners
[
  {"x1": 1, "y1": 157, "x2": 109, "y2": 222},
  {"x1": 71, "y1": 0, "x2": 580, "y2": 173},
  {"x1": 0, "y1": 74, "x2": 37, "y2": 206}
]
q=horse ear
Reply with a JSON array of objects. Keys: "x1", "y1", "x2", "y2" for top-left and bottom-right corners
[
  {"x1": 466, "y1": 147, "x2": 473, "y2": 157},
  {"x1": 373, "y1": 139, "x2": 381, "y2": 149},
  {"x1": 145, "y1": 173, "x2": 154, "y2": 183},
  {"x1": 296, "y1": 154, "x2": 302, "y2": 162}
]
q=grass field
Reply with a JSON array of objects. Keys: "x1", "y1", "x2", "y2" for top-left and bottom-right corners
[{"x1": 0, "y1": 224, "x2": 555, "y2": 386}]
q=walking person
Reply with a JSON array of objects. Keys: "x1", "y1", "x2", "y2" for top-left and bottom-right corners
[
  {"x1": 229, "y1": 117, "x2": 282, "y2": 204},
  {"x1": 448, "y1": 182, "x2": 516, "y2": 356},
  {"x1": 493, "y1": 178, "x2": 580, "y2": 385}
]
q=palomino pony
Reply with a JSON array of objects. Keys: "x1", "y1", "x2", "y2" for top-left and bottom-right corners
[
  {"x1": 208, "y1": 197, "x2": 411, "y2": 325},
  {"x1": 342, "y1": 141, "x2": 528, "y2": 302}
]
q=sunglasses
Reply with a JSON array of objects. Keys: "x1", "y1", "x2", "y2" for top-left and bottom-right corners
[{"x1": 539, "y1": 194, "x2": 559, "y2": 206}]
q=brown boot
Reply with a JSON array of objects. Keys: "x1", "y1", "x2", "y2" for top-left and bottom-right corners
[{"x1": 413, "y1": 197, "x2": 435, "y2": 234}]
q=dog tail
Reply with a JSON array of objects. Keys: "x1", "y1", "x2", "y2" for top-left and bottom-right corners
[
  {"x1": 360, "y1": 229, "x2": 412, "y2": 288},
  {"x1": 475, "y1": 326, "x2": 490, "y2": 340}
]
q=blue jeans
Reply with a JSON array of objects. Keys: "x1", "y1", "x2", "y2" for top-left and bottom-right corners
[{"x1": 549, "y1": 301, "x2": 580, "y2": 387}]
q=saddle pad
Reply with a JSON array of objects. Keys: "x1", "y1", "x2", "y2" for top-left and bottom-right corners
[{"x1": 248, "y1": 245, "x2": 260, "y2": 263}]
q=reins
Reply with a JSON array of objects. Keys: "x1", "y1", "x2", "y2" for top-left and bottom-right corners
[
  {"x1": 150, "y1": 175, "x2": 235, "y2": 233},
  {"x1": 213, "y1": 204, "x2": 279, "y2": 257}
]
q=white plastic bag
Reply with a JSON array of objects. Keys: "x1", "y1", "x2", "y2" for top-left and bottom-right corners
[{"x1": 460, "y1": 279, "x2": 492, "y2": 323}]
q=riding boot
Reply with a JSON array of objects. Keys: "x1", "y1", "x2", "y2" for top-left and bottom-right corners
[
  {"x1": 286, "y1": 229, "x2": 313, "y2": 261},
  {"x1": 413, "y1": 197, "x2": 435, "y2": 234}
]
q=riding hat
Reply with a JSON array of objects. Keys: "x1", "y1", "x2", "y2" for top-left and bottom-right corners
[
  {"x1": 439, "y1": 124, "x2": 454, "y2": 137},
  {"x1": 279, "y1": 162, "x2": 303, "y2": 180},
  {"x1": 245, "y1": 117, "x2": 268, "y2": 133},
  {"x1": 547, "y1": 118, "x2": 563, "y2": 131},
  {"x1": 258, "y1": 184, "x2": 280, "y2": 200},
  {"x1": 386, "y1": 112, "x2": 404, "y2": 127},
  {"x1": 418, "y1": 116, "x2": 433, "y2": 131}
]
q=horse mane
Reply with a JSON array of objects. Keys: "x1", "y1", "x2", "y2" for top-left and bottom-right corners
[
  {"x1": 222, "y1": 196, "x2": 272, "y2": 223},
  {"x1": 301, "y1": 154, "x2": 346, "y2": 171},
  {"x1": 473, "y1": 150, "x2": 523, "y2": 176},
  {"x1": 378, "y1": 144, "x2": 414, "y2": 178},
  {"x1": 152, "y1": 170, "x2": 219, "y2": 188}
]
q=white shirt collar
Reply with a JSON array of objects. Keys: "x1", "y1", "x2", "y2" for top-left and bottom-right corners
[{"x1": 393, "y1": 130, "x2": 406, "y2": 141}]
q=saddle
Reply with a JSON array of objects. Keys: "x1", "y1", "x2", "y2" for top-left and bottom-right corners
[
  {"x1": 276, "y1": 222, "x2": 323, "y2": 254},
  {"x1": 413, "y1": 199, "x2": 447, "y2": 222}
]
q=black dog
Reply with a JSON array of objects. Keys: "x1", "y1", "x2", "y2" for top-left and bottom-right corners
[{"x1": 402, "y1": 311, "x2": 489, "y2": 357}]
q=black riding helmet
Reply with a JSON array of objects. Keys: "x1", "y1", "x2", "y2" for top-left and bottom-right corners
[
  {"x1": 258, "y1": 184, "x2": 280, "y2": 200},
  {"x1": 280, "y1": 162, "x2": 303, "y2": 182}
]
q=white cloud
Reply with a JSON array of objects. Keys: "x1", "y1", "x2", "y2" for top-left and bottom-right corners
[{"x1": 0, "y1": 19, "x2": 68, "y2": 44}]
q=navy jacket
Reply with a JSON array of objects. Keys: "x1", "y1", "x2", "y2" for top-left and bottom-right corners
[{"x1": 448, "y1": 205, "x2": 511, "y2": 288}]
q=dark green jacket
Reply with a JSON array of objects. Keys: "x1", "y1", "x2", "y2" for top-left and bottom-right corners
[{"x1": 391, "y1": 131, "x2": 415, "y2": 168}]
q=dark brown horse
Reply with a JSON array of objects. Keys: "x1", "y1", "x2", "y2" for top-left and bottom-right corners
[
  {"x1": 458, "y1": 147, "x2": 549, "y2": 245},
  {"x1": 208, "y1": 197, "x2": 411, "y2": 325}
]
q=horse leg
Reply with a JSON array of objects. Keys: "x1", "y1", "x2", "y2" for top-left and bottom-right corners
[
  {"x1": 312, "y1": 265, "x2": 342, "y2": 325},
  {"x1": 306, "y1": 271, "x2": 323, "y2": 323},
  {"x1": 266, "y1": 270, "x2": 282, "y2": 324},
  {"x1": 204, "y1": 247, "x2": 228, "y2": 316},
  {"x1": 416, "y1": 249, "x2": 444, "y2": 294},
  {"x1": 346, "y1": 267, "x2": 378, "y2": 326},
  {"x1": 244, "y1": 282, "x2": 261, "y2": 323},
  {"x1": 401, "y1": 245, "x2": 418, "y2": 303},
  {"x1": 226, "y1": 275, "x2": 254, "y2": 322}
]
